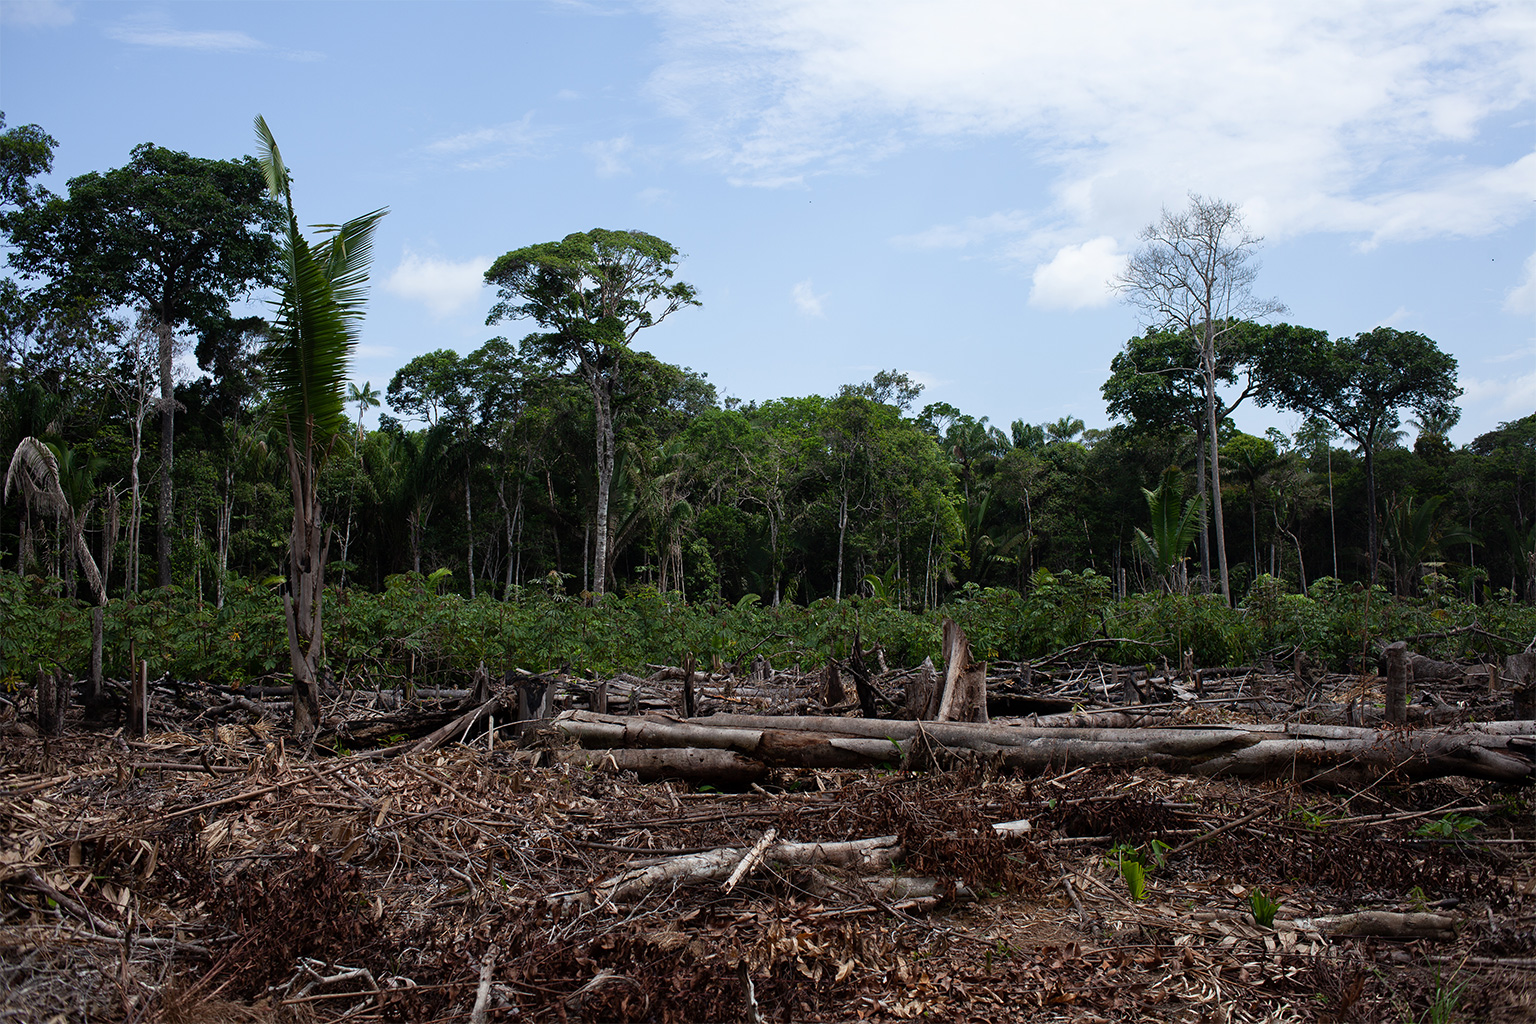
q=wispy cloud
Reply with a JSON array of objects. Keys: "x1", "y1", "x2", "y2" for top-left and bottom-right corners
[
  {"x1": 585, "y1": 135, "x2": 633, "y2": 177},
  {"x1": 792, "y1": 279, "x2": 825, "y2": 317},
  {"x1": 651, "y1": 0, "x2": 1535, "y2": 279},
  {"x1": 423, "y1": 115, "x2": 547, "y2": 170},
  {"x1": 385, "y1": 249, "x2": 491, "y2": 317},
  {"x1": 892, "y1": 211, "x2": 1033, "y2": 251},
  {"x1": 1, "y1": 1, "x2": 74, "y2": 28},
  {"x1": 106, "y1": 15, "x2": 320, "y2": 59}
]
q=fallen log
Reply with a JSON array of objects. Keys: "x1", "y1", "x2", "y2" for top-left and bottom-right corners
[
  {"x1": 594, "y1": 819, "x2": 1027, "y2": 903},
  {"x1": 553, "y1": 711, "x2": 1536, "y2": 785}
]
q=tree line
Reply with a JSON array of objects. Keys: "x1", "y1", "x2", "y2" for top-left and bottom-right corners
[{"x1": 3, "y1": 115, "x2": 1534, "y2": 630}]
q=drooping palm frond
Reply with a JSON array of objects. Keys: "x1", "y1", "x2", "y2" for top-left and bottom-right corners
[
  {"x1": 5, "y1": 436, "x2": 70, "y2": 516},
  {"x1": 5, "y1": 436, "x2": 106, "y2": 602}
]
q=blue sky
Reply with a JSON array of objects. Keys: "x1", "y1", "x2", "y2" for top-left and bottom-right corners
[{"x1": 2, "y1": 0, "x2": 1533, "y2": 444}]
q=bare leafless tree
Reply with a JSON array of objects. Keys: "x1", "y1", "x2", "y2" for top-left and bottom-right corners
[{"x1": 1116, "y1": 194, "x2": 1285, "y2": 603}]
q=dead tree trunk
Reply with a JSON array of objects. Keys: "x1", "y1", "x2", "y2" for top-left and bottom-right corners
[{"x1": 935, "y1": 619, "x2": 987, "y2": 723}]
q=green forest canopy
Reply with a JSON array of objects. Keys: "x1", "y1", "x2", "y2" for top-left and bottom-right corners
[{"x1": 3, "y1": 117, "x2": 1534, "y2": 637}]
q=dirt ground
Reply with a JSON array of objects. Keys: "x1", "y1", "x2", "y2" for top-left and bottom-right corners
[{"x1": 3, "y1": 680, "x2": 1534, "y2": 1023}]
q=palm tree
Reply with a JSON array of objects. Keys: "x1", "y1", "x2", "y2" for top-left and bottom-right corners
[
  {"x1": 1380, "y1": 494, "x2": 1476, "y2": 597},
  {"x1": 255, "y1": 115, "x2": 386, "y2": 739},
  {"x1": 1045, "y1": 416, "x2": 1085, "y2": 444},
  {"x1": 1133, "y1": 467, "x2": 1207, "y2": 593},
  {"x1": 347, "y1": 380, "x2": 381, "y2": 442},
  {"x1": 339, "y1": 380, "x2": 382, "y2": 587}
]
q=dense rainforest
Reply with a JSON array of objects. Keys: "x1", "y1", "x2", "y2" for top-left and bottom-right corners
[{"x1": 2, "y1": 116, "x2": 1534, "y2": 692}]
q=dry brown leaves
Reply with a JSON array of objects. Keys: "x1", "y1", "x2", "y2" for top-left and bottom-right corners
[{"x1": 2, "y1": 707, "x2": 1534, "y2": 1022}]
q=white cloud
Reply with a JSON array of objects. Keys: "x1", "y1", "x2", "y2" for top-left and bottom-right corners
[
  {"x1": 1, "y1": 1, "x2": 74, "y2": 27},
  {"x1": 1029, "y1": 237, "x2": 1124, "y2": 310},
  {"x1": 650, "y1": 1, "x2": 1536, "y2": 251},
  {"x1": 584, "y1": 135, "x2": 633, "y2": 177},
  {"x1": 1462, "y1": 366, "x2": 1536, "y2": 418},
  {"x1": 1506, "y1": 253, "x2": 1536, "y2": 315},
  {"x1": 637, "y1": 186, "x2": 673, "y2": 205},
  {"x1": 1379, "y1": 306, "x2": 1414, "y2": 328},
  {"x1": 424, "y1": 115, "x2": 544, "y2": 170},
  {"x1": 385, "y1": 249, "x2": 491, "y2": 317},
  {"x1": 792, "y1": 279, "x2": 825, "y2": 316}
]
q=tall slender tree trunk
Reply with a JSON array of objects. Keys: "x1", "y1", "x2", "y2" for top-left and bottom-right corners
[
  {"x1": 464, "y1": 459, "x2": 476, "y2": 599},
  {"x1": 156, "y1": 321, "x2": 175, "y2": 588},
  {"x1": 1194, "y1": 427, "x2": 1210, "y2": 592},
  {"x1": 1202, "y1": 328, "x2": 1231, "y2": 603},
  {"x1": 1364, "y1": 445, "x2": 1379, "y2": 588},
  {"x1": 835, "y1": 484, "x2": 849, "y2": 602},
  {"x1": 590, "y1": 375, "x2": 615, "y2": 596}
]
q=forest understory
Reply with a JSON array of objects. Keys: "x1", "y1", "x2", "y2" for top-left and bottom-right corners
[{"x1": 2, "y1": 654, "x2": 1535, "y2": 1024}]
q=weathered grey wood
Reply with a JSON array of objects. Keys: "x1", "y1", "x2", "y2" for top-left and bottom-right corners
[
  {"x1": 936, "y1": 619, "x2": 987, "y2": 723},
  {"x1": 905, "y1": 657, "x2": 938, "y2": 720},
  {"x1": 556, "y1": 710, "x2": 1536, "y2": 785}
]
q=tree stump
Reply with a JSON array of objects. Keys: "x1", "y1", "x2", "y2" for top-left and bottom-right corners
[
  {"x1": 36, "y1": 668, "x2": 68, "y2": 737},
  {"x1": 1383, "y1": 641, "x2": 1409, "y2": 726},
  {"x1": 936, "y1": 619, "x2": 988, "y2": 723}
]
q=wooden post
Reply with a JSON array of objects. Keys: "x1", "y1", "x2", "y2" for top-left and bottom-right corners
[
  {"x1": 130, "y1": 659, "x2": 149, "y2": 736},
  {"x1": 1504, "y1": 653, "x2": 1536, "y2": 720},
  {"x1": 1383, "y1": 642, "x2": 1409, "y2": 726},
  {"x1": 36, "y1": 668, "x2": 67, "y2": 736},
  {"x1": 823, "y1": 659, "x2": 845, "y2": 707},
  {"x1": 682, "y1": 653, "x2": 697, "y2": 719},
  {"x1": 516, "y1": 678, "x2": 548, "y2": 740},
  {"x1": 590, "y1": 679, "x2": 609, "y2": 715}
]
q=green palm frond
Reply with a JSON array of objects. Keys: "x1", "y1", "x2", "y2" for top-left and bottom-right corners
[
  {"x1": 1135, "y1": 467, "x2": 1207, "y2": 587},
  {"x1": 255, "y1": 115, "x2": 386, "y2": 446}
]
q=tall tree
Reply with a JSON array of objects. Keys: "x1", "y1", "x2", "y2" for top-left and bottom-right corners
[
  {"x1": 255, "y1": 115, "x2": 386, "y2": 739},
  {"x1": 1255, "y1": 324, "x2": 1461, "y2": 587},
  {"x1": 1116, "y1": 195, "x2": 1284, "y2": 603},
  {"x1": 6, "y1": 142, "x2": 282, "y2": 587},
  {"x1": 0, "y1": 113, "x2": 56, "y2": 213},
  {"x1": 484, "y1": 229, "x2": 698, "y2": 595}
]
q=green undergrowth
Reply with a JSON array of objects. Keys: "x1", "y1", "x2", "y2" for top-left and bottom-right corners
[{"x1": 2, "y1": 568, "x2": 1533, "y2": 691}]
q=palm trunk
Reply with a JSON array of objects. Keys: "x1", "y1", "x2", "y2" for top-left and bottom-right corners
[{"x1": 284, "y1": 421, "x2": 328, "y2": 739}]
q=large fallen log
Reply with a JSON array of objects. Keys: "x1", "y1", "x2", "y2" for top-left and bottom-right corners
[{"x1": 552, "y1": 710, "x2": 1536, "y2": 785}]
